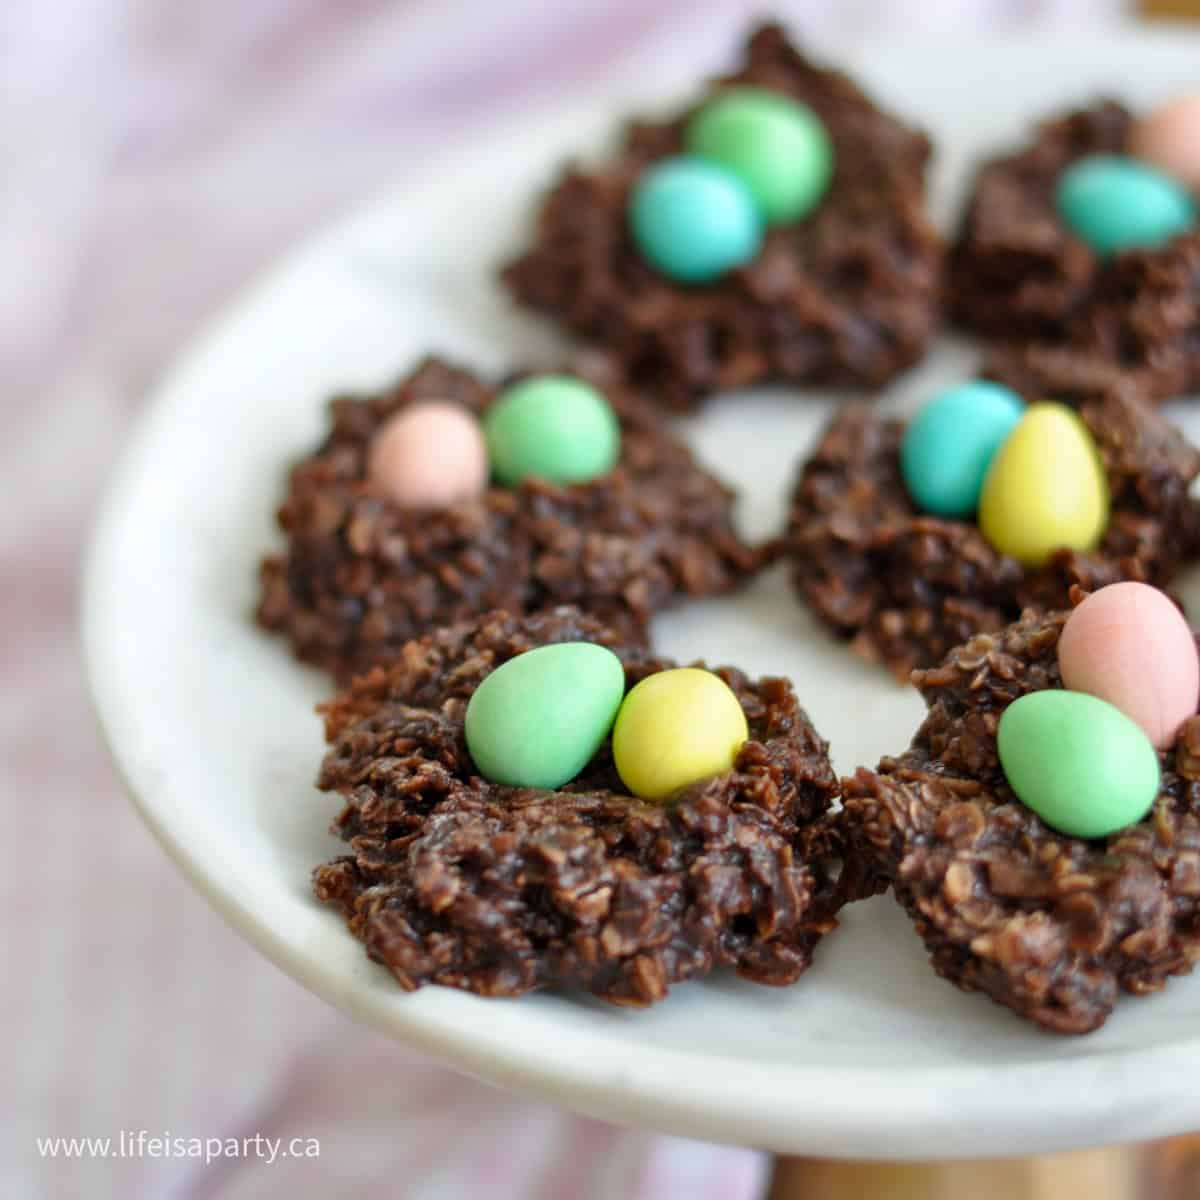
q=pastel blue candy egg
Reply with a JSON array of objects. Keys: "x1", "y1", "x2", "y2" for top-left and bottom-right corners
[
  {"x1": 1056, "y1": 154, "x2": 1197, "y2": 257},
  {"x1": 900, "y1": 381, "x2": 1025, "y2": 518},
  {"x1": 629, "y1": 157, "x2": 764, "y2": 284}
]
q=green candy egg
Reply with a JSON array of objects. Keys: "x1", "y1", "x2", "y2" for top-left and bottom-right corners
[
  {"x1": 997, "y1": 690, "x2": 1160, "y2": 840},
  {"x1": 1056, "y1": 154, "x2": 1196, "y2": 257},
  {"x1": 685, "y1": 86, "x2": 833, "y2": 225},
  {"x1": 484, "y1": 375, "x2": 621, "y2": 487},
  {"x1": 464, "y1": 642, "x2": 626, "y2": 790}
]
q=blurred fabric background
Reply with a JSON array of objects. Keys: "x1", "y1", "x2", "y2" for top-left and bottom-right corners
[{"x1": 1, "y1": 1, "x2": 1143, "y2": 1196}]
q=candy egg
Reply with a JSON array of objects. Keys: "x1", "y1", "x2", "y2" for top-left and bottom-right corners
[
  {"x1": 1130, "y1": 94, "x2": 1200, "y2": 192},
  {"x1": 684, "y1": 86, "x2": 833, "y2": 224},
  {"x1": 1057, "y1": 582, "x2": 1198, "y2": 750},
  {"x1": 629, "y1": 157, "x2": 763, "y2": 283},
  {"x1": 367, "y1": 401, "x2": 488, "y2": 509},
  {"x1": 900, "y1": 381, "x2": 1024, "y2": 518},
  {"x1": 464, "y1": 643, "x2": 626, "y2": 790},
  {"x1": 612, "y1": 668, "x2": 748, "y2": 802},
  {"x1": 978, "y1": 402, "x2": 1108, "y2": 567},
  {"x1": 1056, "y1": 154, "x2": 1196, "y2": 257},
  {"x1": 484, "y1": 375, "x2": 620, "y2": 487},
  {"x1": 997, "y1": 690, "x2": 1160, "y2": 840}
]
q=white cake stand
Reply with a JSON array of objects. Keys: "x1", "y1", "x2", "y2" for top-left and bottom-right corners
[{"x1": 83, "y1": 31, "x2": 1200, "y2": 1193}]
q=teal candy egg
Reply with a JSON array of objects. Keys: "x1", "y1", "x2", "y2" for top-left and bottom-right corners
[
  {"x1": 1056, "y1": 154, "x2": 1196, "y2": 256},
  {"x1": 629, "y1": 157, "x2": 763, "y2": 283},
  {"x1": 997, "y1": 690, "x2": 1161, "y2": 840},
  {"x1": 685, "y1": 86, "x2": 834, "y2": 225},
  {"x1": 464, "y1": 642, "x2": 626, "y2": 790},
  {"x1": 484, "y1": 375, "x2": 620, "y2": 487},
  {"x1": 900, "y1": 381, "x2": 1025, "y2": 518}
]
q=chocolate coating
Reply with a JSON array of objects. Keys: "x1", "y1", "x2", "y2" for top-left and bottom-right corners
[
  {"x1": 312, "y1": 608, "x2": 862, "y2": 1006},
  {"x1": 784, "y1": 361, "x2": 1200, "y2": 679},
  {"x1": 257, "y1": 356, "x2": 760, "y2": 681},
  {"x1": 950, "y1": 100, "x2": 1200, "y2": 403},
  {"x1": 843, "y1": 603, "x2": 1200, "y2": 1035},
  {"x1": 502, "y1": 23, "x2": 942, "y2": 410}
]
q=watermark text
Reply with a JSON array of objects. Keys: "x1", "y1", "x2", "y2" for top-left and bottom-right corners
[{"x1": 36, "y1": 1131, "x2": 320, "y2": 1166}]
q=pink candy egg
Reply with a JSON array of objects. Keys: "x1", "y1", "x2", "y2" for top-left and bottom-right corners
[
  {"x1": 367, "y1": 401, "x2": 488, "y2": 509},
  {"x1": 1057, "y1": 582, "x2": 1198, "y2": 750},
  {"x1": 1130, "y1": 94, "x2": 1200, "y2": 191}
]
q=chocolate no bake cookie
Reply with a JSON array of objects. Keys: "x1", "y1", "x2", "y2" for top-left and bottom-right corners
[
  {"x1": 784, "y1": 367, "x2": 1200, "y2": 679},
  {"x1": 313, "y1": 607, "x2": 860, "y2": 1005},
  {"x1": 950, "y1": 101, "x2": 1200, "y2": 403},
  {"x1": 502, "y1": 23, "x2": 942, "y2": 410},
  {"x1": 257, "y1": 356, "x2": 759, "y2": 681},
  {"x1": 843, "y1": 603, "x2": 1200, "y2": 1034}
]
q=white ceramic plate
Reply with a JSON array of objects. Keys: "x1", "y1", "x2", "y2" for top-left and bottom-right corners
[{"x1": 84, "y1": 32, "x2": 1200, "y2": 1160}]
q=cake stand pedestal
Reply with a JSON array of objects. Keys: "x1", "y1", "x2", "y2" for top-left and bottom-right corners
[{"x1": 768, "y1": 1140, "x2": 1200, "y2": 1199}]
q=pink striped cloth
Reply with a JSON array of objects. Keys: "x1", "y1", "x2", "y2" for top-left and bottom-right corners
[{"x1": 3, "y1": 1, "x2": 1124, "y2": 1195}]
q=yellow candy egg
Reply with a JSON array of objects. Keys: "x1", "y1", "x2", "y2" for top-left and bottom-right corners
[
  {"x1": 978, "y1": 402, "x2": 1109, "y2": 567},
  {"x1": 612, "y1": 668, "x2": 749, "y2": 802}
]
